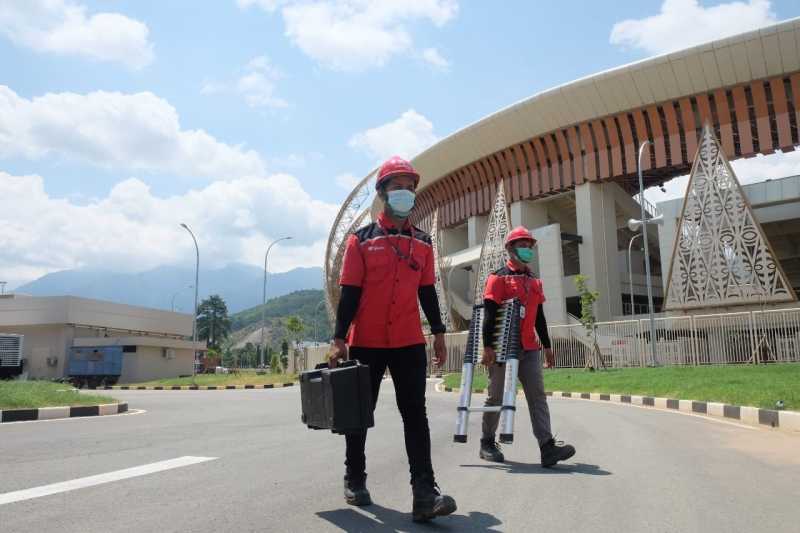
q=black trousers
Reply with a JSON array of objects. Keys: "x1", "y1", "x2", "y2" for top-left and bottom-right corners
[{"x1": 345, "y1": 344, "x2": 434, "y2": 483}]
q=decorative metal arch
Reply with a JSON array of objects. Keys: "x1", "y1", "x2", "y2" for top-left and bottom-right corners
[
  {"x1": 323, "y1": 169, "x2": 377, "y2": 320},
  {"x1": 473, "y1": 181, "x2": 511, "y2": 305}
]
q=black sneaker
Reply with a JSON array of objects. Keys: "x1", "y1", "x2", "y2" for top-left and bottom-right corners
[
  {"x1": 344, "y1": 474, "x2": 372, "y2": 506},
  {"x1": 411, "y1": 475, "x2": 457, "y2": 523},
  {"x1": 479, "y1": 438, "x2": 505, "y2": 463},
  {"x1": 540, "y1": 438, "x2": 576, "y2": 467}
]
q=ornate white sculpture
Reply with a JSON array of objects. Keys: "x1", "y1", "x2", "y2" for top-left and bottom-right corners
[
  {"x1": 429, "y1": 209, "x2": 452, "y2": 330},
  {"x1": 474, "y1": 181, "x2": 511, "y2": 305},
  {"x1": 664, "y1": 125, "x2": 796, "y2": 310}
]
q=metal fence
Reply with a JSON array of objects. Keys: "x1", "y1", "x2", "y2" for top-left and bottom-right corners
[{"x1": 426, "y1": 307, "x2": 800, "y2": 372}]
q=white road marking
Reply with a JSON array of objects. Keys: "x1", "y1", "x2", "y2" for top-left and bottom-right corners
[{"x1": 0, "y1": 455, "x2": 217, "y2": 506}]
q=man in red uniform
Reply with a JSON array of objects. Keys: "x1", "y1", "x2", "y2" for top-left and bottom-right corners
[
  {"x1": 479, "y1": 226, "x2": 576, "y2": 467},
  {"x1": 330, "y1": 156, "x2": 457, "y2": 523}
]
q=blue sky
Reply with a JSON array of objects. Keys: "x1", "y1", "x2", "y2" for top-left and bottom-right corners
[{"x1": 2, "y1": 0, "x2": 799, "y2": 288}]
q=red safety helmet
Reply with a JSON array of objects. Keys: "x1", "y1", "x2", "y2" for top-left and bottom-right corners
[
  {"x1": 505, "y1": 226, "x2": 536, "y2": 247},
  {"x1": 375, "y1": 156, "x2": 420, "y2": 190}
]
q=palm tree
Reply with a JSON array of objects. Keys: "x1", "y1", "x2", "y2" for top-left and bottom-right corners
[{"x1": 197, "y1": 294, "x2": 232, "y2": 350}]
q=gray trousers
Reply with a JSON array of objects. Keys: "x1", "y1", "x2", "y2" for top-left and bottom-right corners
[{"x1": 482, "y1": 349, "x2": 553, "y2": 447}]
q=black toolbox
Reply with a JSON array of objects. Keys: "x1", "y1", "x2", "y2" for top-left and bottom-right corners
[{"x1": 300, "y1": 360, "x2": 374, "y2": 434}]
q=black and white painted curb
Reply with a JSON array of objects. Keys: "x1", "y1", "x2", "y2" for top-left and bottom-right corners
[
  {"x1": 0, "y1": 403, "x2": 129, "y2": 423},
  {"x1": 436, "y1": 382, "x2": 800, "y2": 434},
  {"x1": 101, "y1": 382, "x2": 296, "y2": 391}
]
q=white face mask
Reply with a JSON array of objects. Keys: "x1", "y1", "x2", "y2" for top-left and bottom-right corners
[{"x1": 386, "y1": 190, "x2": 415, "y2": 218}]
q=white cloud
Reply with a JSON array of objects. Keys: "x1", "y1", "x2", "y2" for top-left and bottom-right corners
[
  {"x1": 610, "y1": 0, "x2": 777, "y2": 55},
  {"x1": 0, "y1": 85, "x2": 265, "y2": 178},
  {"x1": 0, "y1": 172, "x2": 338, "y2": 287},
  {"x1": 349, "y1": 109, "x2": 439, "y2": 161},
  {"x1": 335, "y1": 172, "x2": 362, "y2": 190},
  {"x1": 237, "y1": 0, "x2": 287, "y2": 11},
  {"x1": 238, "y1": 0, "x2": 458, "y2": 71},
  {"x1": 0, "y1": 0, "x2": 154, "y2": 69},
  {"x1": 643, "y1": 150, "x2": 800, "y2": 204},
  {"x1": 203, "y1": 56, "x2": 288, "y2": 109},
  {"x1": 421, "y1": 47, "x2": 450, "y2": 70}
]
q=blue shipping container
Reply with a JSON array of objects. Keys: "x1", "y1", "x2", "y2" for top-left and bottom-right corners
[{"x1": 68, "y1": 346, "x2": 124, "y2": 377}]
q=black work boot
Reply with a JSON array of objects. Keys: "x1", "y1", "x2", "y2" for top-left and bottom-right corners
[
  {"x1": 540, "y1": 438, "x2": 576, "y2": 467},
  {"x1": 343, "y1": 474, "x2": 372, "y2": 506},
  {"x1": 479, "y1": 438, "x2": 505, "y2": 463},
  {"x1": 411, "y1": 475, "x2": 457, "y2": 523}
]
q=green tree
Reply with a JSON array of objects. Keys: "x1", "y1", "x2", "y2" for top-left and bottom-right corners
[
  {"x1": 280, "y1": 339, "x2": 289, "y2": 370},
  {"x1": 574, "y1": 275, "x2": 605, "y2": 371},
  {"x1": 197, "y1": 294, "x2": 232, "y2": 350},
  {"x1": 270, "y1": 353, "x2": 282, "y2": 374},
  {"x1": 286, "y1": 316, "x2": 304, "y2": 345},
  {"x1": 286, "y1": 316, "x2": 306, "y2": 372},
  {"x1": 222, "y1": 349, "x2": 235, "y2": 368},
  {"x1": 239, "y1": 342, "x2": 256, "y2": 368}
]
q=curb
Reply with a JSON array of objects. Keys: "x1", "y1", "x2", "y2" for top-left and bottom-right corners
[
  {"x1": 101, "y1": 382, "x2": 296, "y2": 391},
  {"x1": 436, "y1": 383, "x2": 800, "y2": 434},
  {"x1": 1, "y1": 402, "x2": 128, "y2": 424}
]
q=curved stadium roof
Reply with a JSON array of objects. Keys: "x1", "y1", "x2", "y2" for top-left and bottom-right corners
[{"x1": 407, "y1": 18, "x2": 800, "y2": 228}]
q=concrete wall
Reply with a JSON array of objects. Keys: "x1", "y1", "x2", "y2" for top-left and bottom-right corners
[
  {"x1": 119, "y1": 346, "x2": 194, "y2": 383},
  {"x1": 575, "y1": 182, "x2": 623, "y2": 320},
  {"x1": 532, "y1": 223, "x2": 568, "y2": 325},
  {"x1": 287, "y1": 344, "x2": 329, "y2": 374}
]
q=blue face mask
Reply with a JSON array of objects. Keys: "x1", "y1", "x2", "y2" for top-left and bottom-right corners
[
  {"x1": 386, "y1": 190, "x2": 416, "y2": 218},
  {"x1": 515, "y1": 246, "x2": 535, "y2": 264}
]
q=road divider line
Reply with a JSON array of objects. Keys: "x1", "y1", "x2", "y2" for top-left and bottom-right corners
[{"x1": 0, "y1": 456, "x2": 217, "y2": 506}]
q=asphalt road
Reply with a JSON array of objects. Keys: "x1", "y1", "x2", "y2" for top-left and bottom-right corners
[{"x1": 1, "y1": 381, "x2": 798, "y2": 532}]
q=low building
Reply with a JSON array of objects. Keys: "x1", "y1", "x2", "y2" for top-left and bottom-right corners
[{"x1": 0, "y1": 294, "x2": 205, "y2": 383}]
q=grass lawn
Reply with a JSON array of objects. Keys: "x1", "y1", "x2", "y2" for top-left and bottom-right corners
[
  {"x1": 442, "y1": 364, "x2": 800, "y2": 411},
  {"x1": 0, "y1": 381, "x2": 117, "y2": 410},
  {"x1": 128, "y1": 370, "x2": 298, "y2": 387}
]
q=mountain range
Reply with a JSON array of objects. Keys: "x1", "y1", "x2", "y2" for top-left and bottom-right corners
[{"x1": 13, "y1": 264, "x2": 323, "y2": 314}]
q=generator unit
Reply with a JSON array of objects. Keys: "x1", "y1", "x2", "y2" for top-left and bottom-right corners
[
  {"x1": 0, "y1": 334, "x2": 24, "y2": 379},
  {"x1": 67, "y1": 346, "x2": 124, "y2": 388}
]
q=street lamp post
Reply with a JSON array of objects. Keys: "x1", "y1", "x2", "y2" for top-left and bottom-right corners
[
  {"x1": 636, "y1": 142, "x2": 659, "y2": 366},
  {"x1": 180, "y1": 223, "x2": 200, "y2": 376},
  {"x1": 627, "y1": 233, "x2": 643, "y2": 316},
  {"x1": 260, "y1": 236, "x2": 292, "y2": 367}
]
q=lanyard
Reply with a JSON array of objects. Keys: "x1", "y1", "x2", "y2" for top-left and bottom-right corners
[
  {"x1": 508, "y1": 267, "x2": 531, "y2": 317},
  {"x1": 379, "y1": 223, "x2": 420, "y2": 271}
]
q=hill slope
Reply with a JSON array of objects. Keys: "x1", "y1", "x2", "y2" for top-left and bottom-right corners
[
  {"x1": 15, "y1": 265, "x2": 323, "y2": 313},
  {"x1": 229, "y1": 289, "x2": 331, "y2": 348}
]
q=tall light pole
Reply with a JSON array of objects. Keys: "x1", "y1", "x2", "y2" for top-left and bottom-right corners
[
  {"x1": 627, "y1": 233, "x2": 643, "y2": 316},
  {"x1": 637, "y1": 141, "x2": 659, "y2": 366},
  {"x1": 171, "y1": 285, "x2": 193, "y2": 311},
  {"x1": 180, "y1": 223, "x2": 200, "y2": 375},
  {"x1": 260, "y1": 236, "x2": 292, "y2": 367}
]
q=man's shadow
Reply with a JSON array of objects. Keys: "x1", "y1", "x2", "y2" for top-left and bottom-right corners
[
  {"x1": 459, "y1": 460, "x2": 612, "y2": 476},
  {"x1": 317, "y1": 503, "x2": 503, "y2": 532}
]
